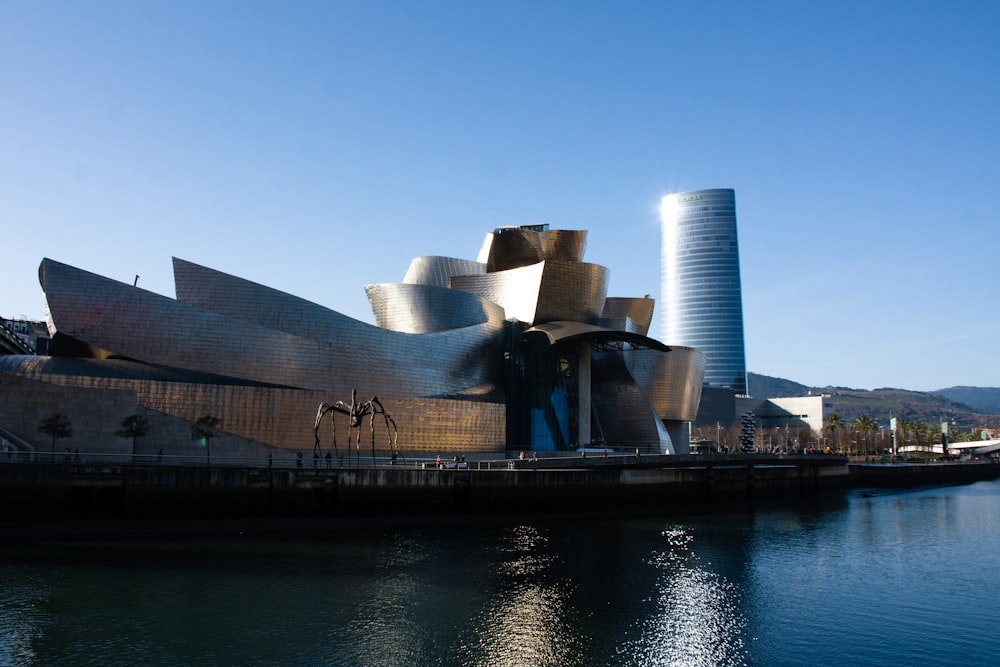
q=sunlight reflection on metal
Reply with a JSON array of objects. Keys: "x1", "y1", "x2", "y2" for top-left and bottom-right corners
[
  {"x1": 615, "y1": 524, "x2": 749, "y2": 667},
  {"x1": 659, "y1": 195, "x2": 681, "y2": 344},
  {"x1": 659, "y1": 195, "x2": 680, "y2": 225}
]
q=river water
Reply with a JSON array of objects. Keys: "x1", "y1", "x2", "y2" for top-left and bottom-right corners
[{"x1": 1, "y1": 480, "x2": 998, "y2": 666}]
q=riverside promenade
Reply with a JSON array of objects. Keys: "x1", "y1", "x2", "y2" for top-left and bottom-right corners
[{"x1": 2, "y1": 453, "x2": 998, "y2": 524}]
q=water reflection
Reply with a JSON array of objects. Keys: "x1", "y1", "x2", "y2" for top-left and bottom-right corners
[
  {"x1": 458, "y1": 524, "x2": 585, "y2": 667},
  {"x1": 0, "y1": 569, "x2": 44, "y2": 665},
  {"x1": 341, "y1": 534, "x2": 432, "y2": 666},
  {"x1": 0, "y1": 483, "x2": 998, "y2": 665},
  {"x1": 615, "y1": 525, "x2": 748, "y2": 667}
]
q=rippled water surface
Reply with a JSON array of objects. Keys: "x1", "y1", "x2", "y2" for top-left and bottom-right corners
[{"x1": 2, "y1": 481, "x2": 999, "y2": 666}]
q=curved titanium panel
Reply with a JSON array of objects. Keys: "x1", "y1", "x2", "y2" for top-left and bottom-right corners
[
  {"x1": 452, "y1": 261, "x2": 609, "y2": 325},
  {"x1": 364, "y1": 283, "x2": 505, "y2": 334},
  {"x1": 43, "y1": 258, "x2": 504, "y2": 398},
  {"x1": 451, "y1": 262, "x2": 545, "y2": 322},
  {"x1": 173, "y1": 257, "x2": 368, "y2": 343},
  {"x1": 524, "y1": 321, "x2": 668, "y2": 352},
  {"x1": 483, "y1": 228, "x2": 544, "y2": 272},
  {"x1": 602, "y1": 297, "x2": 655, "y2": 336},
  {"x1": 402, "y1": 256, "x2": 485, "y2": 288},
  {"x1": 621, "y1": 345, "x2": 706, "y2": 421},
  {"x1": 478, "y1": 228, "x2": 587, "y2": 271},
  {"x1": 538, "y1": 229, "x2": 586, "y2": 262},
  {"x1": 0, "y1": 354, "x2": 275, "y2": 385},
  {"x1": 0, "y1": 356, "x2": 507, "y2": 454},
  {"x1": 173, "y1": 255, "x2": 501, "y2": 341},
  {"x1": 136, "y1": 388, "x2": 506, "y2": 456},
  {"x1": 535, "y1": 261, "x2": 609, "y2": 324},
  {"x1": 590, "y1": 352, "x2": 673, "y2": 452}
]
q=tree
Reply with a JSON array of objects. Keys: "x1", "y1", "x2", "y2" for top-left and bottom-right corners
[
  {"x1": 909, "y1": 419, "x2": 928, "y2": 452},
  {"x1": 894, "y1": 418, "x2": 910, "y2": 455},
  {"x1": 855, "y1": 414, "x2": 878, "y2": 458},
  {"x1": 116, "y1": 414, "x2": 150, "y2": 459},
  {"x1": 190, "y1": 415, "x2": 221, "y2": 465},
  {"x1": 824, "y1": 413, "x2": 845, "y2": 452},
  {"x1": 950, "y1": 426, "x2": 973, "y2": 444},
  {"x1": 38, "y1": 413, "x2": 72, "y2": 454}
]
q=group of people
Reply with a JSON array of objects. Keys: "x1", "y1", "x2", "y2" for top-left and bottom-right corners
[
  {"x1": 436, "y1": 454, "x2": 468, "y2": 469},
  {"x1": 293, "y1": 450, "x2": 337, "y2": 469}
]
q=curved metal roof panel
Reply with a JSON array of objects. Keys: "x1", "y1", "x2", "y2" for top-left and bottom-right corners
[{"x1": 523, "y1": 321, "x2": 669, "y2": 352}]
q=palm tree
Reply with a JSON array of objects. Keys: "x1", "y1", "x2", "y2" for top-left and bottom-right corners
[
  {"x1": 895, "y1": 418, "x2": 910, "y2": 456},
  {"x1": 116, "y1": 414, "x2": 150, "y2": 460},
  {"x1": 909, "y1": 419, "x2": 928, "y2": 455},
  {"x1": 950, "y1": 426, "x2": 973, "y2": 443},
  {"x1": 191, "y1": 415, "x2": 221, "y2": 465},
  {"x1": 855, "y1": 414, "x2": 878, "y2": 459},
  {"x1": 824, "y1": 413, "x2": 845, "y2": 452}
]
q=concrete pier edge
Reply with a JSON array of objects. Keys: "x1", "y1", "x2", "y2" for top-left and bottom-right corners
[{"x1": 1, "y1": 455, "x2": 998, "y2": 531}]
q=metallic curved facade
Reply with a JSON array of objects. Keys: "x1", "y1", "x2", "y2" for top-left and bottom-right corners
[
  {"x1": 601, "y1": 297, "x2": 655, "y2": 336},
  {"x1": 1, "y1": 223, "x2": 706, "y2": 459},
  {"x1": 402, "y1": 256, "x2": 485, "y2": 288},
  {"x1": 623, "y1": 346, "x2": 706, "y2": 422},
  {"x1": 45, "y1": 258, "x2": 503, "y2": 398},
  {"x1": 538, "y1": 230, "x2": 587, "y2": 263},
  {"x1": 660, "y1": 188, "x2": 748, "y2": 395},
  {"x1": 364, "y1": 283, "x2": 505, "y2": 334},
  {"x1": 591, "y1": 352, "x2": 673, "y2": 450},
  {"x1": 477, "y1": 228, "x2": 587, "y2": 272},
  {"x1": 452, "y1": 261, "x2": 609, "y2": 324}
]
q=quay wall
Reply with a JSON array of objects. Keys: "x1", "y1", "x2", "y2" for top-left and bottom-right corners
[
  {"x1": 0, "y1": 458, "x2": 997, "y2": 522},
  {"x1": 847, "y1": 461, "x2": 1000, "y2": 487}
]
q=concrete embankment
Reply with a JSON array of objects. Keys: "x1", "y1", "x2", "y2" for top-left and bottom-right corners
[
  {"x1": 848, "y1": 461, "x2": 1000, "y2": 488},
  {"x1": 0, "y1": 456, "x2": 997, "y2": 525}
]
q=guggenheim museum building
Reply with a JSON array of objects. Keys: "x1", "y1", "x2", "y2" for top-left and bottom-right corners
[{"x1": 0, "y1": 225, "x2": 705, "y2": 461}]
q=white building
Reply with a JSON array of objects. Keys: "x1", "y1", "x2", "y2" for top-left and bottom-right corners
[{"x1": 736, "y1": 394, "x2": 833, "y2": 437}]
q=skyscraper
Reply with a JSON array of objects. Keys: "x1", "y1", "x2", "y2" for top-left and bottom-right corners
[{"x1": 660, "y1": 188, "x2": 748, "y2": 395}]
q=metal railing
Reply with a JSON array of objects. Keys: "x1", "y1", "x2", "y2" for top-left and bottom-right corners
[
  {"x1": 0, "y1": 321, "x2": 36, "y2": 355},
  {"x1": 0, "y1": 449, "x2": 529, "y2": 470},
  {"x1": 0, "y1": 449, "x2": 652, "y2": 470}
]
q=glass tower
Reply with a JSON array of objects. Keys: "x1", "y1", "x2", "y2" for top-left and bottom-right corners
[{"x1": 660, "y1": 188, "x2": 747, "y2": 395}]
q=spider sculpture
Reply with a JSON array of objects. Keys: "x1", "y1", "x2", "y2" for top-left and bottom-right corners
[{"x1": 313, "y1": 389, "x2": 399, "y2": 464}]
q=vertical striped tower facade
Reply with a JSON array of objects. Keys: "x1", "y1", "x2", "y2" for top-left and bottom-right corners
[{"x1": 660, "y1": 188, "x2": 748, "y2": 395}]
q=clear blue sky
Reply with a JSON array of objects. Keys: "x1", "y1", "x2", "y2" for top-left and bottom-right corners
[{"x1": 2, "y1": 1, "x2": 998, "y2": 392}]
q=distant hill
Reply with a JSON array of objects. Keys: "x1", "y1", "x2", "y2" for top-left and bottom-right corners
[
  {"x1": 747, "y1": 373, "x2": 810, "y2": 398},
  {"x1": 747, "y1": 372, "x2": 1000, "y2": 430},
  {"x1": 931, "y1": 387, "x2": 1000, "y2": 415}
]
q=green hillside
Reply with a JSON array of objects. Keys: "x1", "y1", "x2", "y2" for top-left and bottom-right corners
[
  {"x1": 931, "y1": 386, "x2": 1000, "y2": 414},
  {"x1": 747, "y1": 373, "x2": 810, "y2": 398},
  {"x1": 748, "y1": 372, "x2": 1000, "y2": 431}
]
